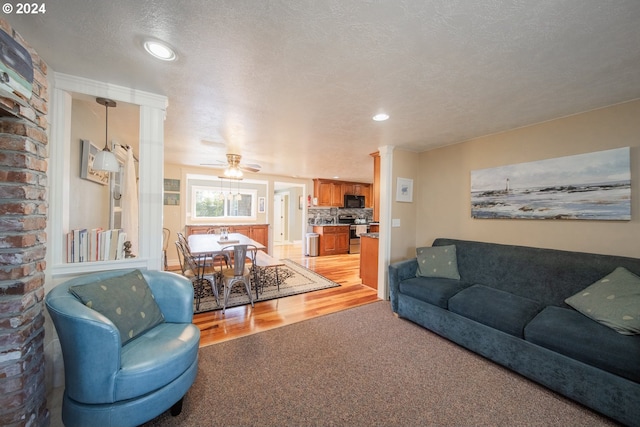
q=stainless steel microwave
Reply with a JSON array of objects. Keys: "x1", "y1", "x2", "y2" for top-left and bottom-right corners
[{"x1": 344, "y1": 194, "x2": 365, "y2": 208}]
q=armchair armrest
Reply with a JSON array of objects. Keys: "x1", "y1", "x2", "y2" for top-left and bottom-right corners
[
  {"x1": 46, "y1": 282, "x2": 121, "y2": 404},
  {"x1": 142, "y1": 270, "x2": 194, "y2": 323},
  {"x1": 388, "y1": 258, "x2": 418, "y2": 313}
]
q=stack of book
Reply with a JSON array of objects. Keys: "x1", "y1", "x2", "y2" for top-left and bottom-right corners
[{"x1": 66, "y1": 228, "x2": 128, "y2": 263}]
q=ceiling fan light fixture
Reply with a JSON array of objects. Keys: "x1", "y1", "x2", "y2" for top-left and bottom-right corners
[
  {"x1": 143, "y1": 40, "x2": 176, "y2": 61},
  {"x1": 224, "y1": 166, "x2": 243, "y2": 179}
]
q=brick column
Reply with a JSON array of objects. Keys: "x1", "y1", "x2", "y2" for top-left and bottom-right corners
[{"x1": 0, "y1": 19, "x2": 50, "y2": 427}]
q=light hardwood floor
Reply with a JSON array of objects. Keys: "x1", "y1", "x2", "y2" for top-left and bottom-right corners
[{"x1": 192, "y1": 243, "x2": 380, "y2": 347}]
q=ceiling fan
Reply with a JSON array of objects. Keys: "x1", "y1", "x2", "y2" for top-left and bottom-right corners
[{"x1": 200, "y1": 153, "x2": 261, "y2": 179}]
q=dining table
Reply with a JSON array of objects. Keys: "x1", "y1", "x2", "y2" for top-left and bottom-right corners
[
  {"x1": 187, "y1": 232, "x2": 267, "y2": 301},
  {"x1": 187, "y1": 232, "x2": 266, "y2": 256}
]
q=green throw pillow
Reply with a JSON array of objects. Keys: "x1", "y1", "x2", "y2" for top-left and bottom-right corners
[
  {"x1": 416, "y1": 245, "x2": 460, "y2": 280},
  {"x1": 69, "y1": 270, "x2": 165, "y2": 344},
  {"x1": 565, "y1": 267, "x2": 640, "y2": 335}
]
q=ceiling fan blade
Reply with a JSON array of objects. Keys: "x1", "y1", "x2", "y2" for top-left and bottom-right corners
[
  {"x1": 200, "y1": 160, "x2": 227, "y2": 166},
  {"x1": 240, "y1": 165, "x2": 261, "y2": 173}
]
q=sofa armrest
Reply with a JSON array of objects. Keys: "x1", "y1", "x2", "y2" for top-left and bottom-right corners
[
  {"x1": 388, "y1": 258, "x2": 418, "y2": 313},
  {"x1": 142, "y1": 270, "x2": 194, "y2": 324}
]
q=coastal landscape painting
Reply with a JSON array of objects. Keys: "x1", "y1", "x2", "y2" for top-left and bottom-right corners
[{"x1": 471, "y1": 147, "x2": 631, "y2": 220}]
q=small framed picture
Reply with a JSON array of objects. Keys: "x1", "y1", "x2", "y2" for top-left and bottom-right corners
[
  {"x1": 396, "y1": 177, "x2": 413, "y2": 203},
  {"x1": 80, "y1": 139, "x2": 110, "y2": 185},
  {"x1": 164, "y1": 193, "x2": 180, "y2": 206},
  {"x1": 258, "y1": 197, "x2": 266, "y2": 213},
  {"x1": 164, "y1": 179, "x2": 180, "y2": 192}
]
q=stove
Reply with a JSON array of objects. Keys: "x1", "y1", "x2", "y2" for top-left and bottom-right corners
[{"x1": 338, "y1": 214, "x2": 369, "y2": 254}]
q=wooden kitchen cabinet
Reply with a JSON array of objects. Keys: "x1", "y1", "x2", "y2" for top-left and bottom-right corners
[
  {"x1": 185, "y1": 224, "x2": 269, "y2": 251},
  {"x1": 370, "y1": 151, "x2": 380, "y2": 220},
  {"x1": 185, "y1": 225, "x2": 211, "y2": 235},
  {"x1": 360, "y1": 235, "x2": 378, "y2": 289},
  {"x1": 312, "y1": 225, "x2": 349, "y2": 256},
  {"x1": 314, "y1": 180, "x2": 343, "y2": 207},
  {"x1": 248, "y1": 224, "x2": 268, "y2": 247},
  {"x1": 314, "y1": 178, "x2": 373, "y2": 207}
]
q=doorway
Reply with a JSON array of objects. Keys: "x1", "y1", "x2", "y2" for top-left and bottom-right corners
[
  {"x1": 273, "y1": 192, "x2": 289, "y2": 244},
  {"x1": 273, "y1": 181, "x2": 306, "y2": 248}
]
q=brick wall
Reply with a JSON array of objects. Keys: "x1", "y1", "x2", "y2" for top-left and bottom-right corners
[{"x1": 0, "y1": 19, "x2": 49, "y2": 427}]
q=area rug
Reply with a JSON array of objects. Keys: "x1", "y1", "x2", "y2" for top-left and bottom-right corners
[{"x1": 193, "y1": 259, "x2": 340, "y2": 313}]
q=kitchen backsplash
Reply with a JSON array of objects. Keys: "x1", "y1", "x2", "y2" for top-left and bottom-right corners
[{"x1": 308, "y1": 208, "x2": 373, "y2": 225}]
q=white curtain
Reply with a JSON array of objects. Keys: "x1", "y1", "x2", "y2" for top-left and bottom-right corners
[{"x1": 122, "y1": 149, "x2": 139, "y2": 255}]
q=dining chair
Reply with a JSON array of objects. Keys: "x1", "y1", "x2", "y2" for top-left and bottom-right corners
[
  {"x1": 204, "y1": 228, "x2": 232, "y2": 267},
  {"x1": 177, "y1": 232, "x2": 189, "y2": 248},
  {"x1": 220, "y1": 244, "x2": 258, "y2": 313},
  {"x1": 175, "y1": 240, "x2": 221, "y2": 310},
  {"x1": 162, "y1": 227, "x2": 170, "y2": 270}
]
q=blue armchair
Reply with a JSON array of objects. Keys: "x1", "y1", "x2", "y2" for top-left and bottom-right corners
[{"x1": 45, "y1": 269, "x2": 200, "y2": 427}]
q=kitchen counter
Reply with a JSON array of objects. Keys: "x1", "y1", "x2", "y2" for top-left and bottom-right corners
[{"x1": 360, "y1": 232, "x2": 379, "y2": 238}]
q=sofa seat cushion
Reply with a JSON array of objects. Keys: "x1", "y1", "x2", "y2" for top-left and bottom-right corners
[
  {"x1": 114, "y1": 322, "x2": 200, "y2": 401},
  {"x1": 448, "y1": 284, "x2": 544, "y2": 337},
  {"x1": 399, "y1": 277, "x2": 472, "y2": 309},
  {"x1": 524, "y1": 306, "x2": 640, "y2": 383}
]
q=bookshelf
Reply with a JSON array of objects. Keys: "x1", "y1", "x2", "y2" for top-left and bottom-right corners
[{"x1": 48, "y1": 73, "x2": 168, "y2": 281}]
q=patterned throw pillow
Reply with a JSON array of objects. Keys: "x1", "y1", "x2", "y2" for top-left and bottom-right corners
[
  {"x1": 70, "y1": 270, "x2": 165, "y2": 344},
  {"x1": 565, "y1": 267, "x2": 640, "y2": 335},
  {"x1": 416, "y1": 245, "x2": 460, "y2": 280}
]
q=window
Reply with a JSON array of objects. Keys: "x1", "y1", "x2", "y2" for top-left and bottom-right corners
[{"x1": 192, "y1": 185, "x2": 257, "y2": 220}]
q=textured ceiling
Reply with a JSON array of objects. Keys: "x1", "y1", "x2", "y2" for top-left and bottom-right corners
[{"x1": 7, "y1": 0, "x2": 640, "y2": 182}]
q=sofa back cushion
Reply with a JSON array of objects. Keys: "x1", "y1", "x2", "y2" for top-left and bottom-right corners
[{"x1": 433, "y1": 238, "x2": 640, "y2": 307}]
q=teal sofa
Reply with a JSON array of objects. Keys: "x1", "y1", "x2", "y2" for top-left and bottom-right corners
[
  {"x1": 389, "y1": 238, "x2": 640, "y2": 426},
  {"x1": 46, "y1": 269, "x2": 200, "y2": 427}
]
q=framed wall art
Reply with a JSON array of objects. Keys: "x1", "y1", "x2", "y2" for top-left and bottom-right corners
[
  {"x1": 163, "y1": 193, "x2": 180, "y2": 206},
  {"x1": 470, "y1": 147, "x2": 631, "y2": 220},
  {"x1": 80, "y1": 139, "x2": 110, "y2": 185},
  {"x1": 164, "y1": 179, "x2": 180, "y2": 192},
  {"x1": 396, "y1": 177, "x2": 413, "y2": 203}
]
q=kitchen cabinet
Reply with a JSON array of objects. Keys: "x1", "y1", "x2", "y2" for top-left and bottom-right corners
[
  {"x1": 248, "y1": 224, "x2": 268, "y2": 247},
  {"x1": 314, "y1": 180, "x2": 343, "y2": 207},
  {"x1": 313, "y1": 178, "x2": 373, "y2": 208},
  {"x1": 370, "y1": 151, "x2": 380, "y2": 221},
  {"x1": 312, "y1": 225, "x2": 349, "y2": 256},
  {"x1": 360, "y1": 234, "x2": 378, "y2": 289},
  {"x1": 185, "y1": 224, "x2": 269, "y2": 251}
]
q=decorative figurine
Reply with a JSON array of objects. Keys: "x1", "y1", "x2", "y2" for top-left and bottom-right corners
[{"x1": 123, "y1": 241, "x2": 135, "y2": 258}]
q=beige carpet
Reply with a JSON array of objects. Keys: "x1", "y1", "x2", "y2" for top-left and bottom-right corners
[{"x1": 143, "y1": 301, "x2": 617, "y2": 427}]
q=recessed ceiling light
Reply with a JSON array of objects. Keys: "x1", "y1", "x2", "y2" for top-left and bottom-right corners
[
  {"x1": 143, "y1": 40, "x2": 176, "y2": 61},
  {"x1": 372, "y1": 113, "x2": 389, "y2": 122}
]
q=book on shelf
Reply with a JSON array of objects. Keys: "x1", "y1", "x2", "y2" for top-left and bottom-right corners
[
  {"x1": 89, "y1": 228, "x2": 102, "y2": 262},
  {"x1": 116, "y1": 232, "x2": 127, "y2": 260},
  {"x1": 108, "y1": 229, "x2": 119, "y2": 260},
  {"x1": 66, "y1": 228, "x2": 125, "y2": 263}
]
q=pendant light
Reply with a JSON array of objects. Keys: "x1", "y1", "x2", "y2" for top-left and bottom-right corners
[{"x1": 92, "y1": 97, "x2": 119, "y2": 172}]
